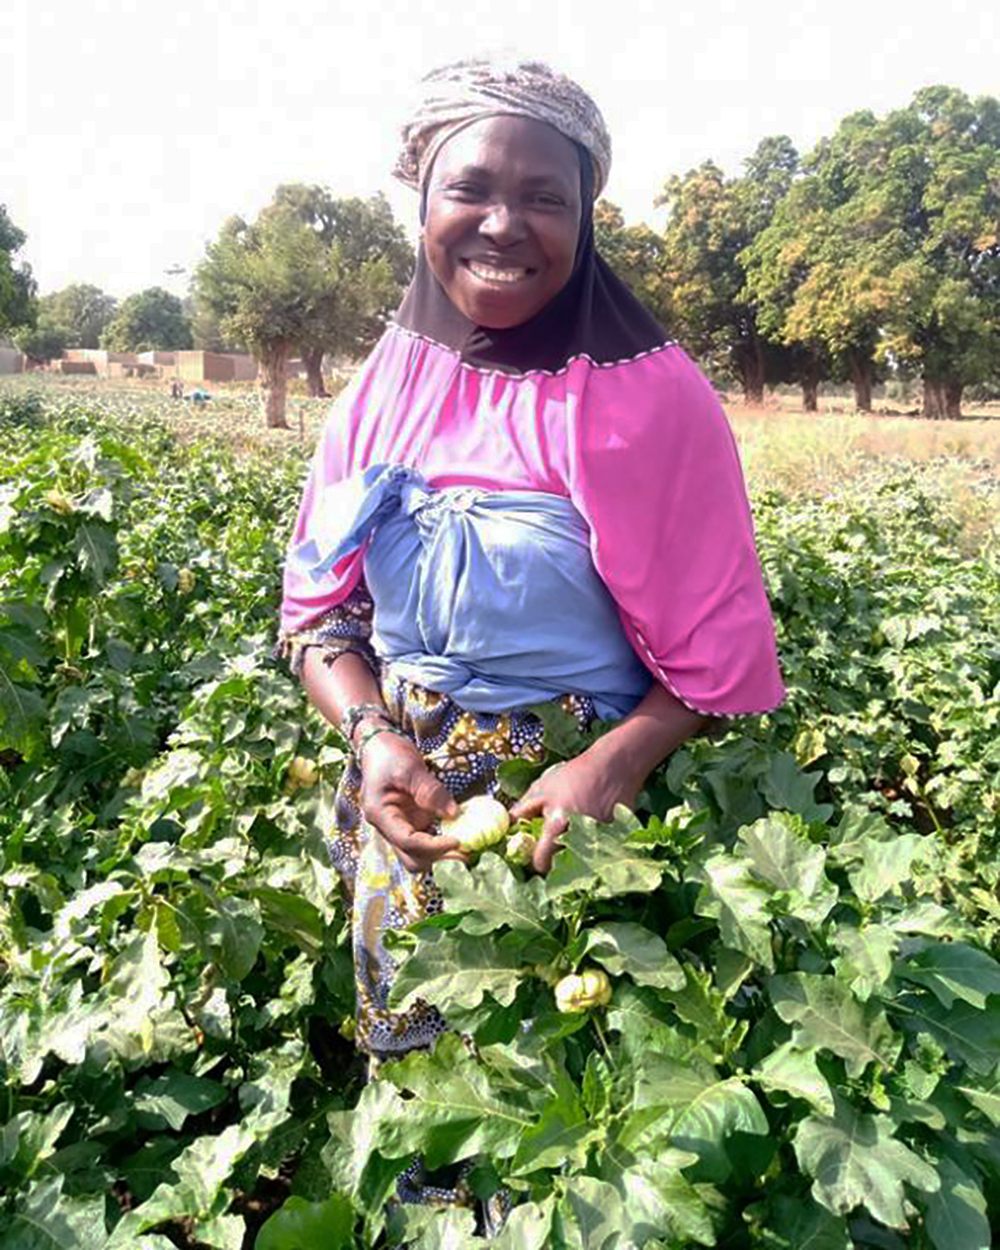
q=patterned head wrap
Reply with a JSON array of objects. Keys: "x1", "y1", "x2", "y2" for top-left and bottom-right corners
[{"x1": 394, "y1": 57, "x2": 612, "y2": 198}]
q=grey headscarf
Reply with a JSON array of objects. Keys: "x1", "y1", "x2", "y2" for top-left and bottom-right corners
[{"x1": 393, "y1": 56, "x2": 612, "y2": 198}]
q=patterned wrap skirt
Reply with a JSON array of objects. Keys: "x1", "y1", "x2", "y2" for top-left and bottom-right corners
[
  {"x1": 283, "y1": 578, "x2": 593, "y2": 1057},
  {"x1": 282, "y1": 580, "x2": 594, "y2": 1221}
]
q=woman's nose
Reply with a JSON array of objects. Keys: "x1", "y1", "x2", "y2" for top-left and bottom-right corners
[{"x1": 479, "y1": 202, "x2": 526, "y2": 242}]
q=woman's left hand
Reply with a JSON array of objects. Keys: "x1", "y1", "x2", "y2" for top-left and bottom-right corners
[{"x1": 509, "y1": 752, "x2": 641, "y2": 875}]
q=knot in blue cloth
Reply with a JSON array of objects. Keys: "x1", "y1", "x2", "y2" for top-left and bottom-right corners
[{"x1": 290, "y1": 464, "x2": 651, "y2": 719}]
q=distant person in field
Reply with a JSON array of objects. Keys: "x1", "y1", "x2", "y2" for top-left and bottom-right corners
[{"x1": 278, "y1": 57, "x2": 784, "y2": 1223}]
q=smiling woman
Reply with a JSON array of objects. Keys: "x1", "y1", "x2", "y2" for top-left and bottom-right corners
[{"x1": 277, "y1": 56, "x2": 784, "y2": 1228}]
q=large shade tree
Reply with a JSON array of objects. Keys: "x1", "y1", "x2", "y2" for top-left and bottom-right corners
[
  {"x1": 593, "y1": 200, "x2": 671, "y2": 327},
  {"x1": 745, "y1": 88, "x2": 1000, "y2": 417},
  {"x1": 37, "y1": 283, "x2": 117, "y2": 349},
  {"x1": 0, "y1": 205, "x2": 36, "y2": 338},
  {"x1": 101, "y1": 287, "x2": 192, "y2": 353},
  {"x1": 194, "y1": 206, "x2": 336, "y2": 427},
  {"x1": 268, "y1": 185, "x2": 413, "y2": 397},
  {"x1": 657, "y1": 137, "x2": 800, "y2": 405}
]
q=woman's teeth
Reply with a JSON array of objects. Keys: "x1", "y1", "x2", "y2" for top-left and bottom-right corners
[{"x1": 467, "y1": 262, "x2": 530, "y2": 284}]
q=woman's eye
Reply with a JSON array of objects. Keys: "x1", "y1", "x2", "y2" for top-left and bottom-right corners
[
  {"x1": 531, "y1": 193, "x2": 566, "y2": 208},
  {"x1": 447, "y1": 183, "x2": 486, "y2": 198}
]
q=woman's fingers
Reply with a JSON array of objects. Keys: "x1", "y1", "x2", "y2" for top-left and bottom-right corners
[
  {"x1": 509, "y1": 790, "x2": 543, "y2": 822},
  {"x1": 375, "y1": 808, "x2": 463, "y2": 873},
  {"x1": 409, "y1": 769, "x2": 459, "y2": 819},
  {"x1": 532, "y1": 810, "x2": 569, "y2": 874}
]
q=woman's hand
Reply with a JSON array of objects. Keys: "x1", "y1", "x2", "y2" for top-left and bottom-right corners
[
  {"x1": 509, "y1": 751, "x2": 641, "y2": 875},
  {"x1": 359, "y1": 732, "x2": 465, "y2": 873}
]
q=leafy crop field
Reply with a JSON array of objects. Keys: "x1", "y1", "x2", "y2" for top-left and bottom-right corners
[{"x1": 1, "y1": 383, "x2": 998, "y2": 1249}]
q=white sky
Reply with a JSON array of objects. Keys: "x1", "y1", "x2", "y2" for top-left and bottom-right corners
[{"x1": 4, "y1": 0, "x2": 998, "y2": 299}]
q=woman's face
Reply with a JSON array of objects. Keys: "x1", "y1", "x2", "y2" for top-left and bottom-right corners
[{"x1": 423, "y1": 115, "x2": 583, "y2": 329}]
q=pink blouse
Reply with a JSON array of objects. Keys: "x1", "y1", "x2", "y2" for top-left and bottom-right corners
[{"x1": 281, "y1": 324, "x2": 785, "y2": 717}]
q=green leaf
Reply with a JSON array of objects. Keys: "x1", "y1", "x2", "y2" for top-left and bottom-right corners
[
  {"x1": 256, "y1": 1195, "x2": 354, "y2": 1250},
  {"x1": 759, "y1": 753, "x2": 834, "y2": 823},
  {"x1": 896, "y1": 993, "x2": 1000, "y2": 1075},
  {"x1": 134, "y1": 1071, "x2": 227, "y2": 1131},
  {"x1": 897, "y1": 942, "x2": 1000, "y2": 1010},
  {"x1": 831, "y1": 923, "x2": 899, "y2": 1000},
  {"x1": 0, "y1": 1177, "x2": 107, "y2": 1250},
  {"x1": 493, "y1": 1198, "x2": 556, "y2": 1250},
  {"x1": 695, "y1": 848, "x2": 774, "y2": 970},
  {"x1": 377, "y1": 1033, "x2": 536, "y2": 1168},
  {"x1": 955, "y1": 1070, "x2": 1000, "y2": 1125},
  {"x1": 200, "y1": 894, "x2": 263, "y2": 981},
  {"x1": 624, "y1": 1058, "x2": 768, "y2": 1183},
  {"x1": 661, "y1": 963, "x2": 743, "y2": 1060},
  {"x1": 794, "y1": 1095, "x2": 939, "y2": 1228},
  {"x1": 324, "y1": 1081, "x2": 407, "y2": 1212},
  {"x1": 554, "y1": 1176, "x2": 627, "y2": 1249},
  {"x1": 606, "y1": 982, "x2": 712, "y2": 1067},
  {"x1": 108, "y1": 1124, "x2": 257, "y2": 1245},
  {"x1": 847, "y1": 834, "x2": 932, "y2": 902},
  {"x1": 754, "y1": 1041, "x2": 836, "y2": 1115},
  {"x1": 388, "y1": 928, "x2": 526, "y2": 1015},
  {"x1": 0, "y1": 669, "x2": 46, "y2": 754},
  {"x1": 0, "y1": 1103, "x2": 74, "y2": 1180},
  {"x1": 609, "y1": 1154, "x2": 717, "y2": 1247},
  {"x1": 546, "y1": 812, "x2": 663, "y2": 901},
  {"x1": 738, "y1": 813, "x2": 838, "y2": 924},
  {"x1": 527, "y1": 701, "x2": 591, "y2": 758},
  {"x1": 922, "y1": 1155, "x2": 990, "y2": 1250},
  {"x1": 769, "y1": 973, "x2": 900, "y2": 1077},
  {"x1": 510, "y1": 1084, "x2": 603, "y2": 1176},
  {"x1": 580, "y1": 921, "x2": 685, "y2": 990},
  {"x1": 746, "y1": 1193, "x2": 850, "y2": 1249},
  {"x1": 73, "y1": 520, "x2": 117, "y2": 583},
  {"x1": 433, "y1": 854, "x2": 554, "y2": 937}
]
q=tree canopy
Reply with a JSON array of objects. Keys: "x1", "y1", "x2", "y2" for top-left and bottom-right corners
[
  {"x1": 101, "y1": 287, "x2": 192, "y2": 353},
  {"x1": 656, "y1": 138, "x2": 799, "y2": 404},
  {"x1": 194, "y1": 186, "x2": 413, "y2": 423},
  {"x1": 0, "y1": 205, "x2": 36, "y2": 337},
  {"x1": 38, "y1": 283, "x2": 117, "y2": 350}
]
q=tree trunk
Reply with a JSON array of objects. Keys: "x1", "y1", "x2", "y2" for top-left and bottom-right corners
[
  {"x1": 847, "y1": 352, "x2": 873, "y2": 412},
  {"x1": 801, "y1": 377, "x2": 819, "y2": 413},
  {"x1": 302, "y1": 347, "x2": 328, "y2": 398},
  {"x1": 923, "y1": 380, "x2": 944, "y2": 419},
  {"x1": 258, "y1": 344, "x2": 290, "y2": 429},
  {"x1": 737, "y1": 343, "x2": 766, "y2": 406},
  {"x1": 923, "y1": 378, "x2": 963, "y2": 419}
]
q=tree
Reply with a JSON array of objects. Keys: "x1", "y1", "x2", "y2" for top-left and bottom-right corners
[
  {"x1": 194, "y1": 207, "x2": 333, "y2": 427},
  {"x1": 0, "y1": 205, "x2": 36, "y2": 337},
  {"x1": 877, "y1": 87, "x2": 1000, "y2": 418},
  {"x1": 269, "y1": 186, "x2": 413, "y2": 396},
  {"x1": 657, "y1": 138, "x2": 799, "y2": 405},
  {"x1": 14, "y1": 323, "x2": 67, "y2": 365},
  {"x1": 745, "y1": 89, "x2": 1000, "y2": 418},
  {"x1": 740, "y1": 167, "x2": 883, "y2": 411},
  {"x1": 593, "y1": 200, "x2": 671, "y2": 326},
  {"x1": 101, "y1": 287, "x2": 192, "y2": 353},
  {"x1": 37, "y1": 283, "x2": 117, "y2": 349}
]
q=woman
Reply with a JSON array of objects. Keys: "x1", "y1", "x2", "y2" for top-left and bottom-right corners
[{"x1": 279, "y1": 57, "x2": 783, "y2": 1210}]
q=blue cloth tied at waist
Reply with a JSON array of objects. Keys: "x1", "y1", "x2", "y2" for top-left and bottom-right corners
[{"x1": 293, "y1": 464, "x2": 652, "y2": 719}]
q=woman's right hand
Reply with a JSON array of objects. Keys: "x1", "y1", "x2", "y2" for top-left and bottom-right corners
[{"x1": 359, "y1": 732, "x2": 465, "y2": 873}]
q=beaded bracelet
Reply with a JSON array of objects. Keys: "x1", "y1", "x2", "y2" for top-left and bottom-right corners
[
  {"x1": 355, "y1": 722, "x2": 409, "y2": 766},
  {"x1": 341, "y1": 702, "x2": 392, "y2": 745}
]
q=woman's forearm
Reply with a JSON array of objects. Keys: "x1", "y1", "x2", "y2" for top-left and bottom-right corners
[
  {"x1": 581, "y1": 682, "x2": 709, "y2": 795},
  {"x1": 300, "y1": 648, "x2": 387, "y2": 733}
]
